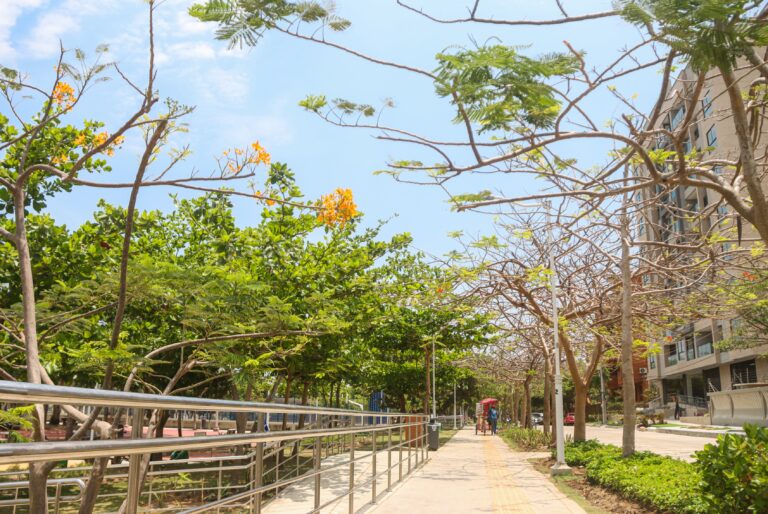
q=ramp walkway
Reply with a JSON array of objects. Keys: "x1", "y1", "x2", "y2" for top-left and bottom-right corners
[
  {"x1": 371, "y1": 427, "x2": 584, "y2": 514},
  {"x1": 267, "y1": 426, "x2": 585, "y2": 513}
]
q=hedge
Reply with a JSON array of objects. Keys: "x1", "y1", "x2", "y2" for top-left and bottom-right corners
[{"x1": 560, "y1": 440, "x2": 706, "y2": 514}]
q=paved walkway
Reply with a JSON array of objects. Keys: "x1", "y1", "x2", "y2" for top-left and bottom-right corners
[
  {"x1": 371, "y1": 427, "x2": 584, "y2": 514},
  {"x1": 563, "y1": 425, "x2": 711, "y2": 462}
]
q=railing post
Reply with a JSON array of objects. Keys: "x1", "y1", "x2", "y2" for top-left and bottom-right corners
[
  {"x1": 407, "y1": 419, "x2": 412, "y2": 475},
  {"x1": 126, "y1": 407, "x2": 144, "y2": 514},
  {"x1": 398, "y1": 422, "x2": 403, "y2": 482},
  {"x1": 348, "y1": 433, "x2": 355, "y2": 514},
  {"x1": 371, "y1": 428, "x2": 377, "y2": 504},
  {"x1": 313, "y1": 435, "x2": 321, "y2": 511},
  {"x1": 252, "y1": 413, "x2": 264, "y2": 514},
  {"x1": 295, "y1": 440, "x2": 300, "y2": 477},
  {"x1": 387, "y1": 426, "x2": 392, "y2": 492}
]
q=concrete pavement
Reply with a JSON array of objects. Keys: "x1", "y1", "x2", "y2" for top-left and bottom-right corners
[
  {"x1": 564, "y1": 424, "x2": 712, "y2": 462},
  {"x1": 371, "y1": 427, "x2": 585, "y2": 514}
]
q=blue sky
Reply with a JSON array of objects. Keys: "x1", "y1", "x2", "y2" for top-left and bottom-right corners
[{"x1": 1, "y1": 0, "x2": 655, "y2": 257}]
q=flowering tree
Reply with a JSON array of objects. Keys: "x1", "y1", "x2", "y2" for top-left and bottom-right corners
[{"x1": 0, "y1": 2, "x2": 361, "y2": 511}]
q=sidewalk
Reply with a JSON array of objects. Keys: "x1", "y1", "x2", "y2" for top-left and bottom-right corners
[{"x1": 371, "y1": 427, "x2": 585, "y2": 514}]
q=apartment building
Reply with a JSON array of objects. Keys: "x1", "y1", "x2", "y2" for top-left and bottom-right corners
[{"x1": 637, "y1": 61, "x2": 768, "y2": 405}]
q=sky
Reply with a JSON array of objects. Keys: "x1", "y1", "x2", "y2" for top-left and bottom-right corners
[{"x1": 0, "y1": 0, "x2": 658, "y2": 258}]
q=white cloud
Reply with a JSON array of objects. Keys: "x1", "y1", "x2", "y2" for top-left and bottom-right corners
[
  {"x1": 209, "y1": 112, "x2": 295, "y2": 150},
  {"x1": 23, "y1": 11, "x2": 79, "y2": 58},
  {"x1": 174, "y1": 9, "x2": 212, "y2": 37},
  {"x1": 21, "y1": 0, "x2": 118, "y2": 59},
  {"x1": 0, "y1": 0, "x2": 44, "y2": 61},
  {"x1": 157, "y1": 41, "x2": 217, "y2": 65},
  {"x1": 204, "y1": 67, "x2": 249, "y2": 101}
]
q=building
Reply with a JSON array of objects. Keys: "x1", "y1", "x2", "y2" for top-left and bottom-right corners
[
  {"x1": 606, "y1": 351, "x2": 649, "y2": 403},
  {"x1": 636, "y1": 59, "x2": 768, "y2": 408}
]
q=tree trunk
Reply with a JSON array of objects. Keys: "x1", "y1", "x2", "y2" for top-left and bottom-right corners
[
  {"x1": 249, "y1": 376, "x2": 283, "y2": 433},
  {"x1": 154, "y1": 410, "x2": 170, "y2": 438},
  {"x1": 282, "y1": 373, "x2": 292, "y2": 431},
  {"x1": 523, "y1": 376, "x2": 532, "y2": 429},
  {"x1": 293, "y1": 381, "x2": 310, "y2": 456},
  {"x1": 720, "y1": 65, "x2": 768, "y2": 244},
  {"x1": 297, "y1": 381, "x2": 310, "y2": 430},
  {"x1": 50, "y1": 404, "x2": 61, "y2": 426},
  {"x1": 335, "y1": 381, "x2": 340, "y2": 410},
  {"x1": 232, "y1": 384, "x2": 247, "y2": 434},
  {"x1": 424, "y1": 344, "x2": 431, "y2": 416},
  {"x1": 573, "y1": 382, "x2": 588, "y2": 441},
  {"x1": 542, "y1": 360, "x2": 552, "y2": 437},
  {"x1": 15, "y1": 188, "x2": 49, "y2": 513},
  {"x1": 620, "y1": 174, "x2": 636, "y2": 457}
]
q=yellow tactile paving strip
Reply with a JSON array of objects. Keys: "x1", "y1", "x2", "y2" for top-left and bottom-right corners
[{"x1": 483, "y1": 436, "x2": 536, "y2": 513}]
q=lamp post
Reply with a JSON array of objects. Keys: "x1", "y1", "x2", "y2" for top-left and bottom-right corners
[
  {"x1": 515, "y1": 200, "x2": 570, "y2": 475},
  {"x1": 432, "y1": 337, "x2": 437, "y2": 421},
  {"x1": 453, "y1": 382, "x2": 457, "y2": 429}
]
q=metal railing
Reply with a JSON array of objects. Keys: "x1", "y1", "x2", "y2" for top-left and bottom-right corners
[{"x1": 0, "y1": 381, "x2": 430, "y2": 514}]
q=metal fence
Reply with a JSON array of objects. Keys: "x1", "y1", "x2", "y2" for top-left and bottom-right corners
[{"x1": 0, "y1": 381, "x2": 430, "y2": 514}]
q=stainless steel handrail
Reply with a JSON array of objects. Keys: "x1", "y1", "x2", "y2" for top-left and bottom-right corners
[
  {"x1": 0, "y1": 380, "x2": 407, "y2": 417},
  {"x1": 0, "y1": 478, "x2": 86, "y2": 507},
  {"x1": 0, "y1": 381, "x2": 430, "y2": 514},
  {"x1": 0, "y1": 422, "x2": 424, "y2": 465}
]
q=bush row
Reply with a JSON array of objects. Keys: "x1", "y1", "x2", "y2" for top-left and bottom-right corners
[
  {"x1": 559, "y1": 425, "x2": 768, "y2": 513},
  {"x1": 561, "y1": 440, "x2": 705, "y2": 513},
  {"x1": 501, "y1": 427, "x2": 551, "y2": 451}
]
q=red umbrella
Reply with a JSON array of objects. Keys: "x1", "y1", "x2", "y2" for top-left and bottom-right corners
[{"x1": 480, "y1": 398, "x2": 498, "y2": 405}]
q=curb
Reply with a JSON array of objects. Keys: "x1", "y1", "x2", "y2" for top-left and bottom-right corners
[{"x1": 646, "y1": 427, "x2": 745, "y2": 439}]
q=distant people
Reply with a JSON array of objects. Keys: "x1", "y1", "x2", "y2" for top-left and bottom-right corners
[
  {"x1": 487, "y1": 406, "x2": 499, "y2": 435},
  {"x1": 674, "y1": 395, "x2": 682, "y2": 420}
]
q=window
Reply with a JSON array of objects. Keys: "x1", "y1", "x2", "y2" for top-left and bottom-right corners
[
  {"x1": 666, "y1": 344, "x2": 678, "y2": 366},
  {"x1": 706, "y1": 125, "x2": 718, "y2": 147},
  {"x1": 731, "y1": 360, "x2": 757, "y2": 385},
  {"x1": 702, "y1": 91, "x2": 713, "y2": 117},
  {"x1": 696, "y1": 331, "x2": 713, "y2": 357},
  {"x1": 677, "y1": 340, "x2": 687, "y2": 362},
  {"x1": 670, "y1": 106, "x2": 686, "y2": 129},
  {"x1": 686, "y1": 335, "x2": 696, "y2": 360},
  {"x1": 649, "y1": 354, "x2": 657, "y2": 369},
  {"x1": 682, "y1": 138, "x2": 692, "y2": 154}
]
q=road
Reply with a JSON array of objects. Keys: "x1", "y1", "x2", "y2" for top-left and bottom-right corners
[{"x1": 563, "y1": 425, "x2": 711, "y2": 462}]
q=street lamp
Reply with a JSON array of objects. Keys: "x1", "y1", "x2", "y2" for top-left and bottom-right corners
[
  {"x1": 432, "y1": 336, "x2": 437, "y2": 421},
  {"x1": 512, "y1": 200, "x2": 571, "y2": 475}
]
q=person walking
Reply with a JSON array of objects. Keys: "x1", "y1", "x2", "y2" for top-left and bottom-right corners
[
  {"x1": 487, "y1": 405, "x2": 499, "y2": 435},
  {"x1": 674, "y1": 395, "x2": 682, "y2": 420}
]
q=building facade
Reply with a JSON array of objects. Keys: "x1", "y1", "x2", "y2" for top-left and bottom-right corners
[{"x1": 637, "y1": 61, "x2": 768, "y2": 405}]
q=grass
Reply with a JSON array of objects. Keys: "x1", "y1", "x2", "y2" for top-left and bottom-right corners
[
  {"x1": 438, "y1": 428, "x2": 458, "y2": 448},
  {"x1": 529, "y1": 459, "x2": 610, "y2": 514}
]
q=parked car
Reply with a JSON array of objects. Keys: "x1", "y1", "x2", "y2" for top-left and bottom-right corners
[
  {"x1": 532, "y1": 412, "x2": 544, "y2": 425},
  {"x1": 564, "y1": 412, "x2": 576, "y2": 425}
]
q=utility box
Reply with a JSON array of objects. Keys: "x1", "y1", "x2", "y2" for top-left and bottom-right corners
[{"x1": 427, "y1": 422, "x2": 440, "y2": 450}]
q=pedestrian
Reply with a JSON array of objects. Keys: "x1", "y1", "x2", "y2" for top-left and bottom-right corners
[
  {"x1": 487, "y1": 405, "x2": 499, "y2": 435},
  {"x1": 674, "y1": 395, "x2": 682, "y2": 420}
]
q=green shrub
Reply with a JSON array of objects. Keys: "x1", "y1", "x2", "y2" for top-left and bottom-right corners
[
  {"x1": 501, "y1": 427, "x2": 551, "y2": 450},
  {"x1": 696, "y1": 424, "x2": 768, "y2": 513},
  {"x1": 562, "y1": 440, "x2": 705, "y2": 513},
  {"x1": 561, "y1": 439, "x2": 620, "y2": 466},
  {"x1": 587, "y1": 451, "x2": 705, "y2": 513}
]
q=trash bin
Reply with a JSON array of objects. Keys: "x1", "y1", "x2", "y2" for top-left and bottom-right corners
[{"x1": 427, "y1": 422, "x2": 440, "y2": 450}]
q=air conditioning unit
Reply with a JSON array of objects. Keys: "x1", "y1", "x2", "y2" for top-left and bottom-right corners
[{"x1": 639, "y1": 367, "x2": 648, "y2": 374}]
